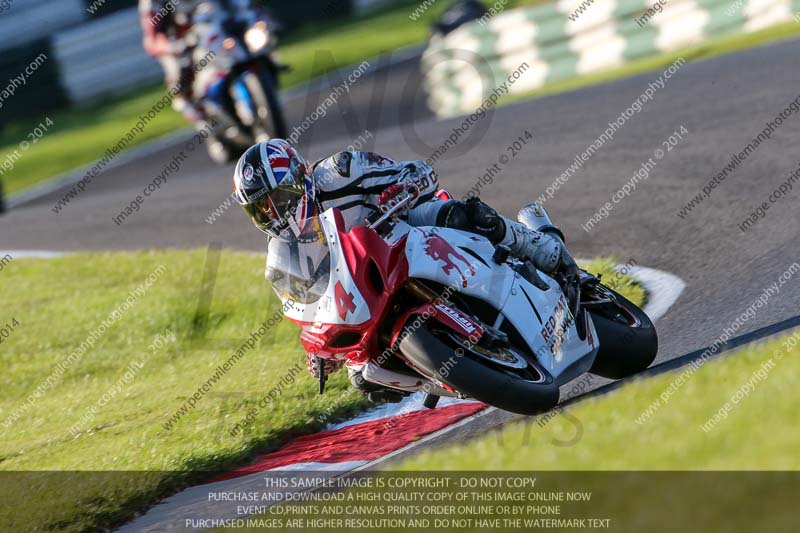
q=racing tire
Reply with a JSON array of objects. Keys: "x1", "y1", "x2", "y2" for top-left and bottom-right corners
[
  {"x1": 587, "y1": 289, "x2": 658, "y2": 380},
  {"x1": 397, "y1": 327, "x2": 560, "y2": 416},
  {"x1": 242, "y1": 70, "x2": 287, "y2": 141}
]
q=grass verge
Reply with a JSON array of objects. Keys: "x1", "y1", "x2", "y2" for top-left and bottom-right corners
[
  {"x1": 297, "y1": 330, "x2": 797, "y2": 532},
  {"x1": 0, "y1": 250, "x2": 639, "y2": 531},
  {"x1": 0, "y1": 250, "x2": 365, "y2": 531}
]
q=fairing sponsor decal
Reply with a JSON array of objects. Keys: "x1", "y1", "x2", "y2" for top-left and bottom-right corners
[{"x1": 540, "y1": 295, "x2": 574, "y2": 362}]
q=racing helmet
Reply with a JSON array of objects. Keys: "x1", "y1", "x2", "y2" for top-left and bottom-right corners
[{"x1": 233, "y1": 140, "x2": 317, "y2": 239}]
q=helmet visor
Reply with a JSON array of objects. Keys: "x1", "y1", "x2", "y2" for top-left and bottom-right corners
[
  {"x1": 245, "y1": 185, "x2": 305, "y2": 238},
  {"x1": 242, "y1": 154, "x2": 311, "y2": 239}
]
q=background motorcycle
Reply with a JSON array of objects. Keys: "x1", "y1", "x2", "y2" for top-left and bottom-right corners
[
  {"x1": 186, "y1": 1, "x2": 288, "y2": 163},
  {"x1": 270, "y1": 197, "x2": 658, "y2": 416}
]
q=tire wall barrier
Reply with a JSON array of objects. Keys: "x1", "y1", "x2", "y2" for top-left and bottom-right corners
[
  {"x1": 51, "y1": 9, "x2": 164, "y2": 105},
  {"x1": 422, "y1": 0, "x2": 800, "y2": 117}
]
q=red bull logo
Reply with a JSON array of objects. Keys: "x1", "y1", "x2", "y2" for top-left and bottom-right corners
[
  {"x1": 540, "y1": 295, "x2": 574, "y2": 362},
  {"x1": 423, "y1": 231, "x2": 476, "y2": 288}
]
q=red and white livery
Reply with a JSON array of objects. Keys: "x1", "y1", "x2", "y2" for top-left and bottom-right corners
[{"x1": 267, "y1": 197, "x2": 658, "y2": 415}]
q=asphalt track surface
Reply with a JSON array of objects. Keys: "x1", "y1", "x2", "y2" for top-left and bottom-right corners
[{"x1": 2, "y1": 38, "x2": 800, "y2": 447}]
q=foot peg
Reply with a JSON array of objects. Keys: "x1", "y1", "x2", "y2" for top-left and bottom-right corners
[
  {"x1": 492, "y1": 245, "x2": 511, "y2": 264},
  {"x1": 513, "y1": 261, "x2": 550, "y2": 291}
]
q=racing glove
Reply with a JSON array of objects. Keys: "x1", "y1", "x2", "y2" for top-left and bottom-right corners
[
  {"x1": 305, "y1": 353, "x2": 344, "y2": 379},
  {"x1": 376, "y1": 161, "x2": 437, "y2": 214},
  {"x1": 377, "y1": 182, "x2": 420, "y2": 214}
]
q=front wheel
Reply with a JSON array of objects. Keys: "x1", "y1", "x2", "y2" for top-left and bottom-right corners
[
  {"x1": 241, "y1": 70, "x2": 287, "y2": 141},
  {"x1": 205, "y1": 135, "x2": 233, "y2": 165},
  {"x1": 397, "y1": 327, "x2": 560, "y2": 416},
  {"x1": 584, "y1": 284, "x2": 658, "y2": 379}
]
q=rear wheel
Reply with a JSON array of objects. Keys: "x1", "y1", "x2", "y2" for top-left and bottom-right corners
[
  {"x1": 397, "y1": 326, "x2": 559, "y2": 416},
  {"x1": 584, "y1": 283, "x2": 658, "y2": 379}
]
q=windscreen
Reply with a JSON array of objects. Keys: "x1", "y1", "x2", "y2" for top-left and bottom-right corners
[{"x1": 266, "y1": 217, "x2": 332, "y2": 307}]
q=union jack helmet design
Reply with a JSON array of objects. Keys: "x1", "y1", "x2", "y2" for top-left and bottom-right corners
[{"x1": 233, "y1": 140, "x2": 317, "y2": 239}]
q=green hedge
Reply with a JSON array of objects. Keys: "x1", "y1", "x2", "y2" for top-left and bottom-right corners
[{"x1": 0, "y1": 39, "x2": 67, "y2": 126}]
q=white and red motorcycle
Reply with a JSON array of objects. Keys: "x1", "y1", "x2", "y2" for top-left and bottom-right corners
[{"x1": 269, "y1": 195, "x2": 657, "y2": 415}]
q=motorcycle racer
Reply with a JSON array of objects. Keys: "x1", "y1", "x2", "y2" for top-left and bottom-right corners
[
  {"x1": 140, "y1": 0, "x2": 259, "y2": 121},
  {"x1": 139, "y1": 0, "x2": 208, "y2": 121},
  {"x1": 233, "y1": 140, "x2": 579, "y2": 402}
]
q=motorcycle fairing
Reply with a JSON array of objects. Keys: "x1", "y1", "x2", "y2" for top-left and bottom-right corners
[
  {"x1": 401, "y1": 223, "x2": 597, "y2": 382},
  {"x1": 280, "y1": 212, "x2": 372, "y2": 327},
  {"x1": 278, "y1": 210, "x2": 409, "y2": 361},
  {"x1": 402, "y1": 225, "x2": 516, "y2": 308},
  {"x1": 274, "y1": 210, "x2": 597, "y2": 383},
  {"x1": 499, "y1": 276, "x2": 598, "y2": 384}
]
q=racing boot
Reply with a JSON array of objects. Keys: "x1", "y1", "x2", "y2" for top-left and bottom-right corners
[
  {"x1": 516, "y1": 203, "x2": 581, "y2": 316},
  {"x1": 517, "y1": 203, "x2": 566, "y2": 243},
  {"x1": 498, "y1": 218, "x2": 563, "y2": 274},
  {"x1": 435, "y1": 198, "x2": 565, "y2": 274},
  {"x1": 348, "y1": 367, "x2": 408, "y2": 404}
]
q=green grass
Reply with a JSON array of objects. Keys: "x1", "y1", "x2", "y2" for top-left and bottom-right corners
[
  {"x1": 0, "y1": 251, "x2": 639, "y2": 531},
  {"x1": 0, "y1": 250, "x2": 367, "y2": 531},
  {"x1": 580, "y1": 257, "x2": 645, "y2": 307},
  {"x1": 0, "y1": 89, "x2": 192, "y2": 196},
  {"x1": 502, "y1": 21, "x2": 800, "y2": 106},
  {"x1": 394, "y1": 331, "x2": 800, "y2": 471}
]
